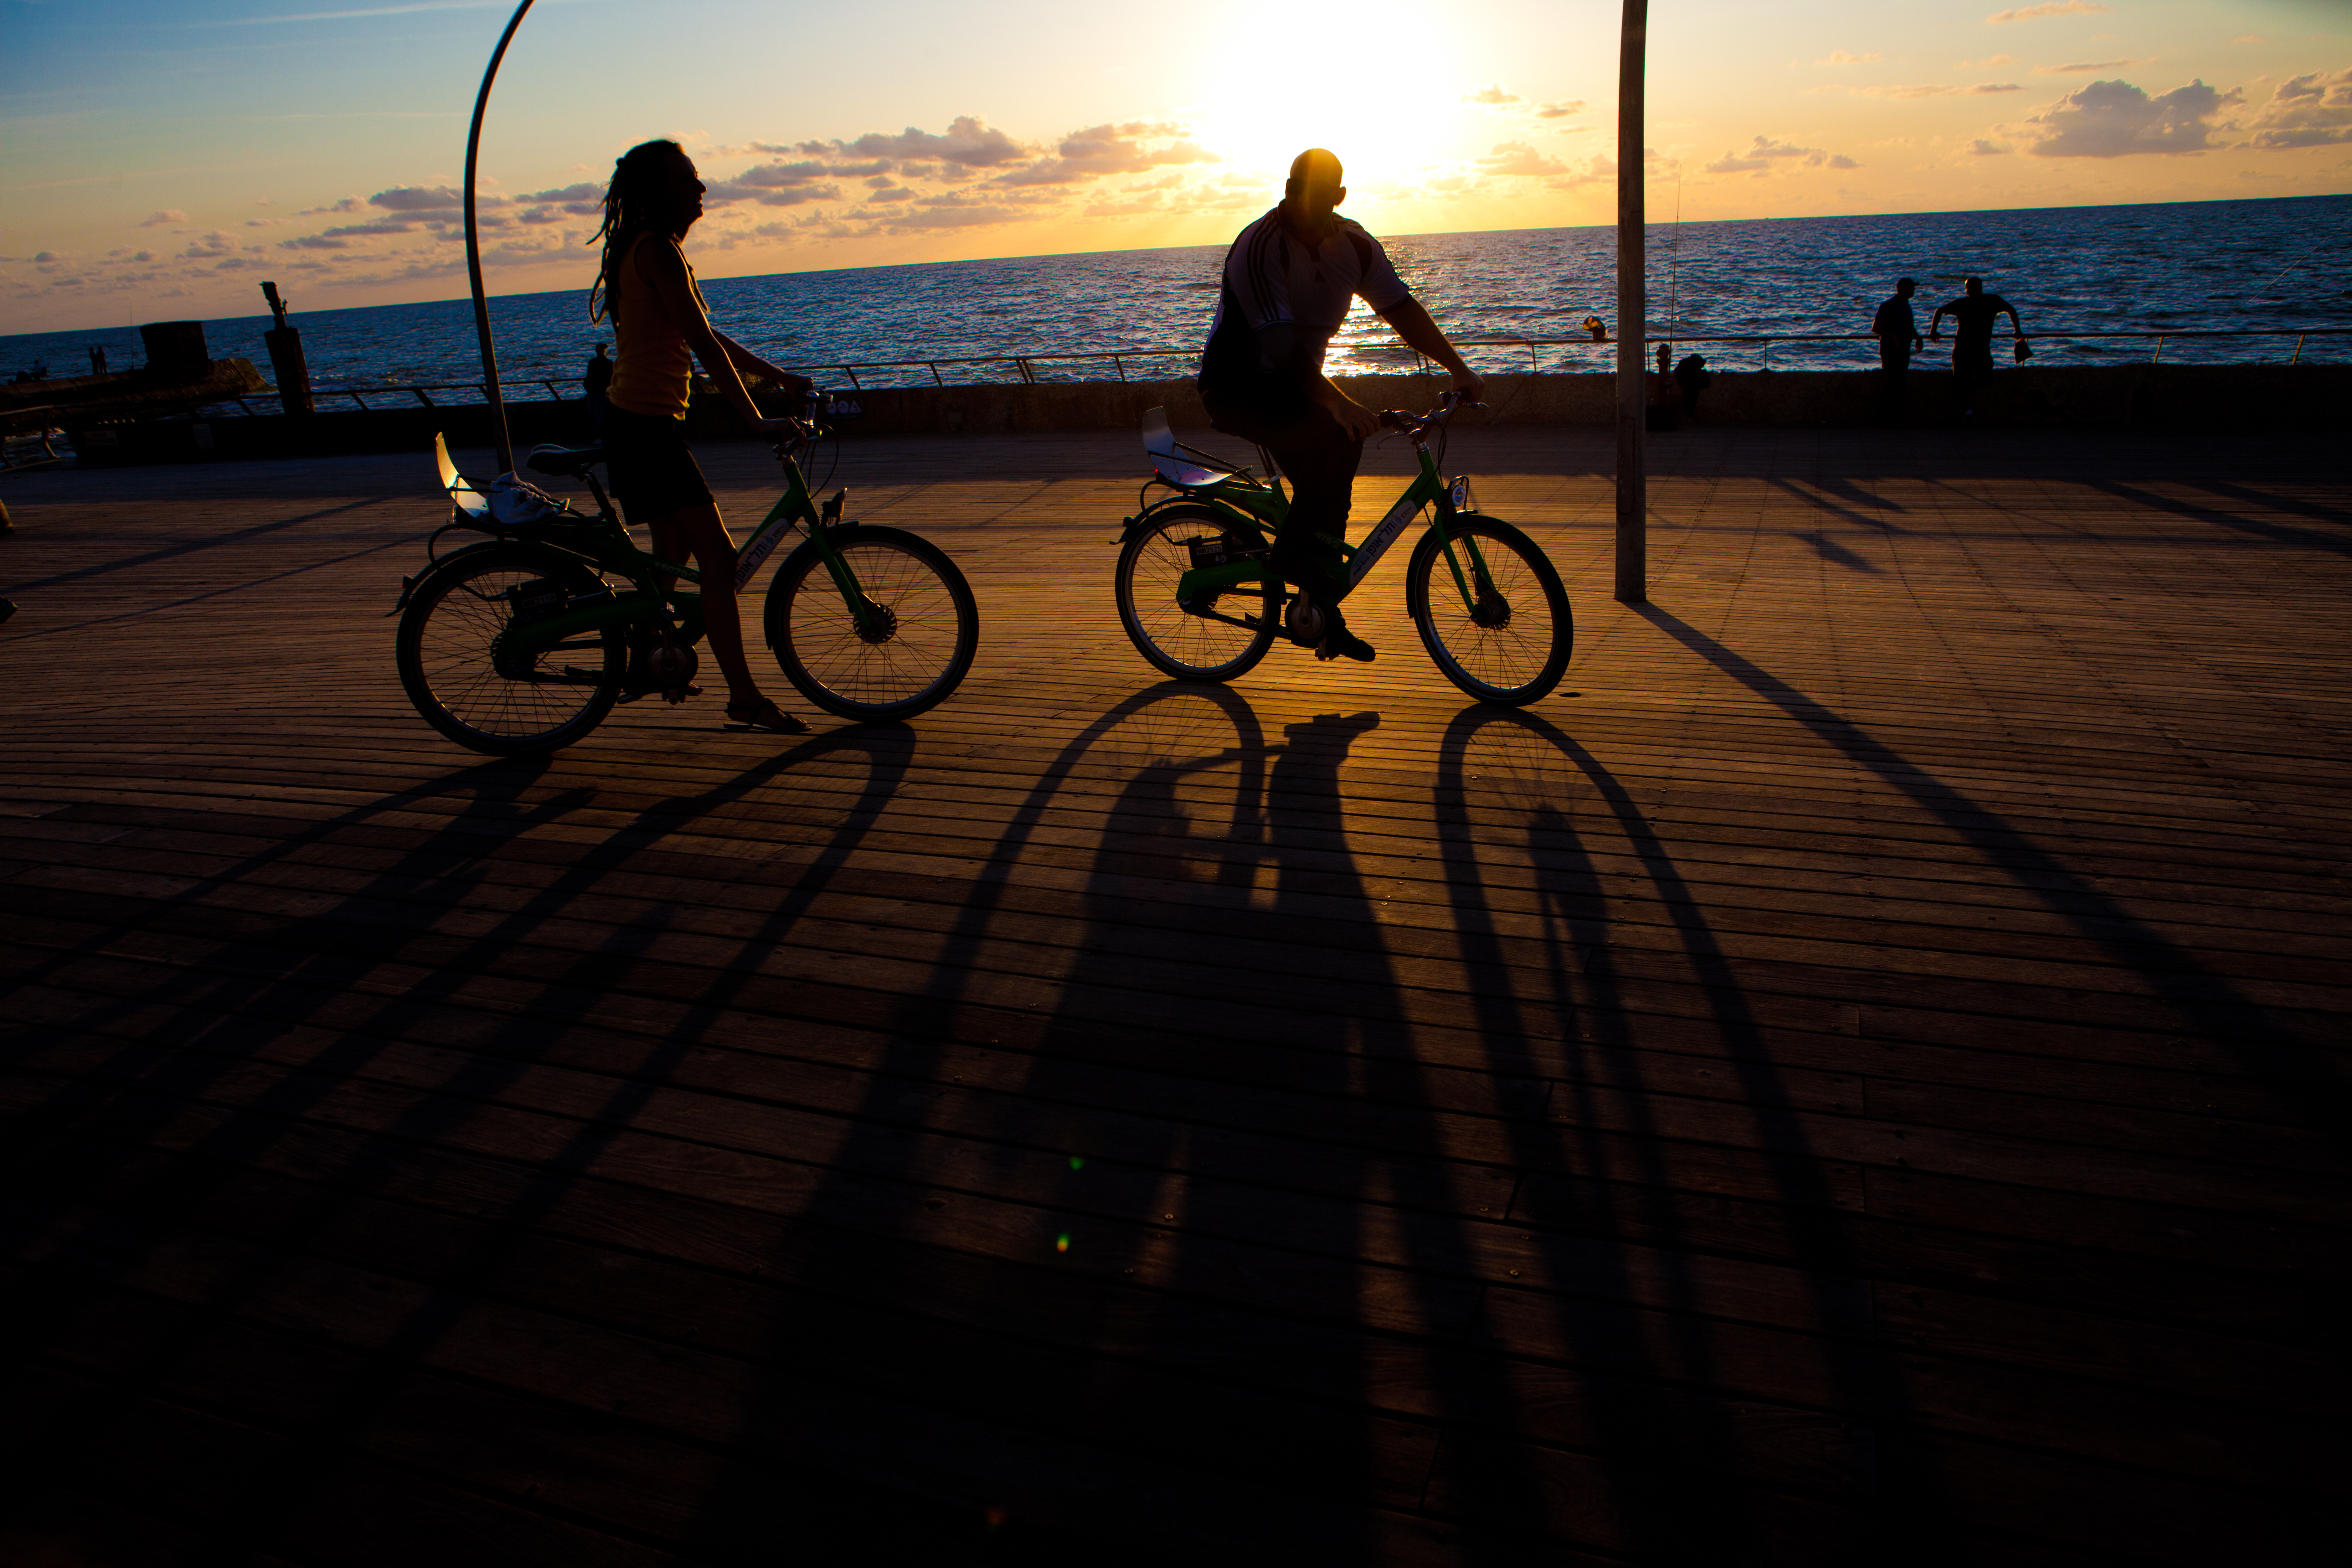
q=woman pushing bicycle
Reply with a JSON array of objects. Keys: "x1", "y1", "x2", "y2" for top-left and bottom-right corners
[{"x1": 589, "y1": 137, "x2": 811, "y2": 735}]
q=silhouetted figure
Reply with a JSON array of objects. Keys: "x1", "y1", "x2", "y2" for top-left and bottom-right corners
[
  {"x1": 88, "y1": 345, "x2": 107, "y2": 377},
  {"x1": 589, "y1": 138, "x2": 814, "y2": 734},
  {"x1": 1197, "y1": 147, "x2": 1483, "y2": 664},
  {"x1": 1646, "y1": 342, "x2": 1680, "y2": 430},
  {"x1": 583, "y1": 341, "x2": 613, "y2": 435},
  {"x1": 1673, "y1": 353, "x2": 1711, "y2": 419},
  {"x1": 1930, "y1": 276, "x2": 2026, "y2": 417},
  {"x1": 1872, "y1": 277, "x2": 1923, "y2": 420}
]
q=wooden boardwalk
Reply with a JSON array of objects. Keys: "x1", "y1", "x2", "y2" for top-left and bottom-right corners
[{"x1": 3, "y1": 424, "x2": 2346, "y2": 1567}]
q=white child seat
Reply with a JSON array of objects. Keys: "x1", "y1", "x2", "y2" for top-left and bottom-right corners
[
  {"x1": 433, "y1": 431, "x2": 490, "y2": 522},
  {"x1": 1141, "y1": 406, "x2": 1233, "y2": 489}
]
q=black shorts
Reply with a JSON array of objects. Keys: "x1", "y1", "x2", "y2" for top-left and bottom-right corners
[{"x1": 602, "y1": 405, "x2": 712, "y2": 521}]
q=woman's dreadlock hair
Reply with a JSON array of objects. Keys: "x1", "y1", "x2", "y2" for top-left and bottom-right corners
[{"x1": 588, "y1": 139, "x2": 684, "y2": 325}]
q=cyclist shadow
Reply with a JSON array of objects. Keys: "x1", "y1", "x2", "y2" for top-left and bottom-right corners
[
  {"x1": 9, "y1": 725, "x2": 923, "y2": 1546},
  {"x1": 1433, "y1": 703, "x2": 1903, "y2": 1558},
  {"x1": 853, "y1": 687, "x2": 1566, "y2": 1556}
]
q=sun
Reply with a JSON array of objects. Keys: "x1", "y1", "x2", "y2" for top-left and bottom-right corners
[{"x1": 1186, "y1": 0, "x2": 1470, "y2": 202}]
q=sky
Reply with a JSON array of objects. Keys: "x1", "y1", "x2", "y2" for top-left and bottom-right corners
[{"x1": 2, "y1": 0, "x2": 2347, "y2": 333}]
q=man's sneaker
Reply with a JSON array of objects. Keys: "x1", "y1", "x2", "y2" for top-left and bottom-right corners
[{"x1": 1316, "y1": 627, "x2": 1376, "y2": 663}]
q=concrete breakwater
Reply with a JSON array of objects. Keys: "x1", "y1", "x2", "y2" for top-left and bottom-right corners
[
  {"x1": 776, "y1": 363, "x2": 2350, "y2": 439},
  {"x1": 54, "y1": 362, "x2": 2349, "y2": 467}
]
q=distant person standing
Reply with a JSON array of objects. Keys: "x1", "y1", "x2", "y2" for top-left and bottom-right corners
[
  {"x1": 1930, "y1": 276, "x2": 2027, "y2": 417},
  {"x1": 1872, "y1": 278, "x2": 1923, "y2": 421},
  {"x1": 1673, "y1": 353, "x2": 1711, "y2": 420},
  {"x1": 583, "y1": 341, "x2": 614, "y2": 436},
  {"x1": 88, "y1": 345, "x2": 107, "y2": 377}
]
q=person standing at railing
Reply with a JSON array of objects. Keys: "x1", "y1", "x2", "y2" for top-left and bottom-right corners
[
  {"x1": 583, "y1": 342, "x2": 613, "y2": 437},
  {"x1": 1197, "y1": 147, "x2": 1483, "y2": 664},
  {"x1": 589, "y1": 137, "x2": 815, "y2": 735},
  {"x1": 1931, "y1": 276, "x2": 2028, "y2": 418},
  {"x1": 1872, "y1": 278, "x2": 1924, "y2": 422}
]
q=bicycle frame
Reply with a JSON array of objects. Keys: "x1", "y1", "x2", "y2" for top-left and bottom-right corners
[
  {"x1": 1147, "y1": 410, "x2": 1498, "y2": 631},
  {"x1": 410, "y1": 428, "x2": 876, "y2": 678}
]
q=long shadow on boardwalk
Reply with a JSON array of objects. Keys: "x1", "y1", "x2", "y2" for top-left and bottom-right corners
[
  {"x1": 687, "y1": 683, "x2": 1918, "y2": 1563},
  {"x1": 3, "y1": 725, "x2": 928, "y2": 1560}
]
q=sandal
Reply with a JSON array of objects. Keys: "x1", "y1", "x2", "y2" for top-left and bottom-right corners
[{"x1": 725, "y1": 697, "x2": 810, "y2": 735}]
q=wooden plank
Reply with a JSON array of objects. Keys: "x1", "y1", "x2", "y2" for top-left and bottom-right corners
[{"x1": 4, "y1": 426, "x2": 2347, "y2": 1563}]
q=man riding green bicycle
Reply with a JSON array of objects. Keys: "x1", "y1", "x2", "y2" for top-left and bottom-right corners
[{"x1": 1198, "y1": 147, "x2": 1485, "y2": 663}]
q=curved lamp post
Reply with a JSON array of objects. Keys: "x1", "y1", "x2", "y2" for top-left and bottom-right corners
[
  {"x1": 1615, "y1": 0, "x2": 1647, "y2": 605},
  {"x1": 464, "y1": 0, "x2": 539, "y2": 478}
]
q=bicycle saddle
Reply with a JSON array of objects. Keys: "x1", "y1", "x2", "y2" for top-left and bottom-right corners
[
  {"x1": 1141, "y1": 406, "x2": 1233, "y2": 489},
  {"x1": 525, "y1": 443, "x2": 605, "y2": 479}
]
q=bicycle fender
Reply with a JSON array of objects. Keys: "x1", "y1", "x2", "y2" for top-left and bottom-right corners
[
  {"x1": 1118, "y1": 496, "x2": 1263, "y2": 546},
  {"x1": 388, "y1": 539, "x2": 510, "y2": 618}
]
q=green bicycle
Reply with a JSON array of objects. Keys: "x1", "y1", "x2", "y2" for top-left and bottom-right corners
[
  {"x1": 1113, "y1": 394, "x2": 1571, "y2": 704},
  {"x1": 395, "y1": 409, "x2": 978, "y2": 755}
]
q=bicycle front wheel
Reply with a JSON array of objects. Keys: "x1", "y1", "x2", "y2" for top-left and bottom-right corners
[
  {"x1": 1405, "y1": 516, "x2": 1572, "y2": 706},
  {"x1": 1114, "y1": 504, "x2": 1278, "y2": 683},
  {"x1": 394, "y1": 542, "x2": 624, "y2": 754},
  {"x1": 765, "y1": 525, "x2": 978, "y2": 720}
]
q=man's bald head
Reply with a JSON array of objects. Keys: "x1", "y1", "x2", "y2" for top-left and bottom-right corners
[
  {"x1": 1288, "y1": 148, "x2": 1344, "y2": 200},
  {"x1": 1281, "y1": 148, "x2": 1348, "y2": 237}
]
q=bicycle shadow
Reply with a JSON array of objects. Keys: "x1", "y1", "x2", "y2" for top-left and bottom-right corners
[
  {"x1": 1428, "y1": 703, "x2": 1904, "y2": 1560},
  {"x1": 5, "y1": 721, "x2": 923, "y2": 1556}
]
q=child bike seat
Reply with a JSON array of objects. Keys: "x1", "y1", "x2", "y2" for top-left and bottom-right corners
[
  {"x1": 433, "y1": 431, "x2": 490, "y2": 522},
  {"x1": 1141, "y1": 406, "x2": 1233, "y2": 490}
]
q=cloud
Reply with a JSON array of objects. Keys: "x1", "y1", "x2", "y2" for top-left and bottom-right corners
[
  {"x1": 884, "y1": 204, "x2": 1031, "y2": 230},
  {"x1": 1968, "y1": 138, "x2": 2013, "y2": 155},
  {"x1": 991, "y1": 122, "x2": 1215, "y2": 186},
  {"x1": 1986, "y1": 2, "x2": 2109, "y2": 22},
  {"x1": 830, "y1": 116, "x2": 1028, "y2": 168},
  {"x1": 2034, "y1": 57, "x2": 2153, "y2": 74},
  {"x1": 1704, "y1": 136, "x2": 1859, "y2": 173},
  {"x1": 369, "y1": 184, "x2": 469, "y2": 212},
  {"x1": 137, "y1": 209, "x2": 187, "y2": 227},
  {"x1": 1477, "y1": 142, "x2": 1571, "y2": 177},
  {"x1": 1464, "y1": 84, "x2": 1520, "y2": 105},
  {"x1": 2243, "y1": 66, "x2": 2352, "y2": 149},
  {"x1": 705, "y1": 161, "x2": 849, "y2": 206},
  {"x1": 1535, "y1": 99, "x2": 1587, "y2": 120},
  {"x1": 2024, "y1": 77, "x2": 2242, "y2": 156},
  {"x1": 1819, "y1": 51, "x2": 1882, "y2": 66},
  {"x1": 1828, "y1": 81, "x2": 2023, "y2": 98}
]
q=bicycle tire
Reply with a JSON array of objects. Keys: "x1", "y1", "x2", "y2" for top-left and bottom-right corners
[
  {"x1": 1114, "y1": 503, "x2": 1278, "y2": 683},
  {"x1": 1404, "y1": 516, "x2": 1572, "y2": 706},
  {"x1": 765, "y1": 525, "x2": 978, "y2": 720},
  {"x1": 395, "y1": 542, "x2": 625, "y2": 754}
]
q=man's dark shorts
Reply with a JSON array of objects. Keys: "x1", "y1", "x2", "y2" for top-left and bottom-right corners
[
  {"x1": 603, "y1": 405, "x2": 714, "y2": 521},
  {"x1": 1198, "y1": 385, "x2": 1363, "y2": 550}
]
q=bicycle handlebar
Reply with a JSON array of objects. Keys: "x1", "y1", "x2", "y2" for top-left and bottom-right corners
[{"x1": 1376, "y1": 389, "x2": 1482, "y2": 437}]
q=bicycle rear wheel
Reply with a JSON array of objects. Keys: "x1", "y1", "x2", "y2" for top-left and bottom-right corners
[
  {"x1": 1404, "y1": 516, "x2": 1572, "y2": 705},
  {"x1": 1114, "y1": 504, "x2": 1278, "y2": 682},
  {"x1": 395, "y1": 542, "x2": 624, "y2": 753},
  {"x1": 765, "y1": 525, "x2": 978, "y2": 720}
]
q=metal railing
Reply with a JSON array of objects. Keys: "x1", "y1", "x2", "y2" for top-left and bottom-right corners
[
  {"x1": 195, "y1": 328, "x2": 2348, "y2": 413},
  {"x1": 206, "y1": 377, "x2": 586, "y2": 416},
  {"x1": 773, "y1": 327, "x2": 2351, "y2": 384}
]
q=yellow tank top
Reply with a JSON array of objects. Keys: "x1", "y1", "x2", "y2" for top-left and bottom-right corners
[{"x1": 606, "y1": 232, "x2": 707, "y2": 418}]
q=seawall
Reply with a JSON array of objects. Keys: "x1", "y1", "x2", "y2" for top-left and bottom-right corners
[{"x1": 51, "y1": 362, "x2": 2350, "y2": 467}]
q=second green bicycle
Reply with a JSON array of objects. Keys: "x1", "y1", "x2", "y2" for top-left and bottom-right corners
[{"x1": 1114, "y1": 395, "x2": 1572, "y2": 704}]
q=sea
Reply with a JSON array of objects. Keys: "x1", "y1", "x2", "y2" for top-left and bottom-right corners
[{"x1": 5, "y1": 194, "x2": 2347, "y2": 402}]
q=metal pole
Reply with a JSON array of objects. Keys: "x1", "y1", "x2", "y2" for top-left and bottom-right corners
[
  {"x1": 1614, "y1": 0, "x2": 1648, "y2": 605},
  {"x1": 464, "y1": 0, "x2": 537, "y2": 478}
]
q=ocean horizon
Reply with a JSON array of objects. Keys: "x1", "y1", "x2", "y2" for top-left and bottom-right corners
[{"x1": 6, "y1": 192, "x2": 2346, "y2": 395}]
